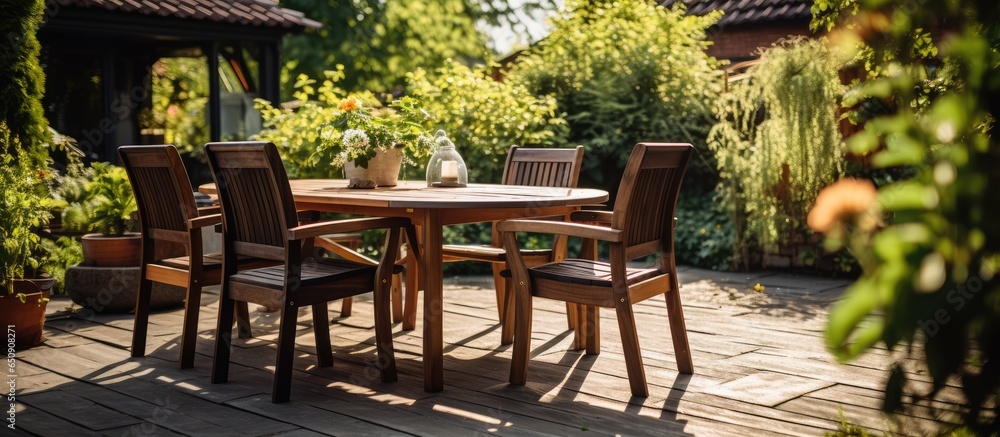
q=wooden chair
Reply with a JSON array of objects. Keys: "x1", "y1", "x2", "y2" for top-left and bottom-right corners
[
  {"x1": 120, "y1": 145, "x2": 263, "y2": 369},
  {"x1": 205, "y1": 141, "x2": 412, "y2": 403},
  {"x1": 498, "y1": 143, "x2": 695, "y2": 397},
  {"x1": 299, "y1": 211, "x2": 407, "y2": 323},
  {"x1": 436, "y1": 145, "x2": 585, "y2": 344}
]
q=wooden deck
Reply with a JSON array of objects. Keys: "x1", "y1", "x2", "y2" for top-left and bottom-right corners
[{"x1": 10, "y1": 267, "x2": 957, "y2": 436}]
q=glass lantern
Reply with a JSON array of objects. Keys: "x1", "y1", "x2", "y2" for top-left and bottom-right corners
[{"x1": 425, "y1": 130, "x2": 468, "y2": 187}]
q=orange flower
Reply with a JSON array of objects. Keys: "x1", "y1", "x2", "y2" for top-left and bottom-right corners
[
  {"x1": 338, "y1": 97, "x2": 362, "y2": 112},
  {"x1": 807, "y1": 178, "x2": 877, "y2": 233}
]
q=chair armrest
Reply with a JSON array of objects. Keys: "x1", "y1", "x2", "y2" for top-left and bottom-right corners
[
  {"x1": 497, "y1": 219, "x2": 623, "y2": 243},
  {"x1": 198, "y1": 205, "x2": 220, "y2": 215},
  {"x1": 570, "y1": 210, "x2": 613, "y2": 225},
  {"x1": 188, "y1": 213, "x2": 222, "y2": 230},
  {"x1": 288, "y1": 217, "x2": 411, "y2": 241}
]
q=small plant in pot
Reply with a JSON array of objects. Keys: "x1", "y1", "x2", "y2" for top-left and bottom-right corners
[
  {"x1": 320, "y1": 95, "x2": 433, "y2": 188},
  {"x1": 63, "y1": 162, "x2": 140, "y2": 267},
  {"x1": 0, "y1": 126, "x2": 56, "y2": 349}
]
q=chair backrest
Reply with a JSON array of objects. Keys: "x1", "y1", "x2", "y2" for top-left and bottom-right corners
[
  {"x1": 204, "y1": 141, "x2": 298, "y2": 262},
  {"x1": 119, "y1": 145, "x2": 198, "y2": 240},
  {"x1": 501, "y1": 145, "x2": 585, "y2": 188},
  {"x1": 611, "y1": 143, "x2": 694, "y2": 260}
]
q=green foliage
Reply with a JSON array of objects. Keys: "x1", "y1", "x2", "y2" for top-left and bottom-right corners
[
  {"x1": 709, "y1": 39, "x2": 846, "y2": 265},
  {"x1": 0, "y1": 123, "x2": 54, "y2": 294},
  {"x1": 151, "y1": 58, "x2": 210, "y2": 159},
  {"x1": 281, "y1": 0, "x2": 488, "y2": 95},
  {"x1": 319, "y1": 95, "x2": 432, "y2": 169},
  {"x1": 674, "y1": 192, "x2": 735, "y2": 271},
  {"x1": 38, "y1": 236, "x2": 82, "y2": 294},
  {"x1": 256, "y1": 68, "x2": 431, "y2": 178},
  {"x1": 255, "y1": 70, "x2": 346, "y2": 178},
  {"x1": 63, "y1": 162, "x2": 137, "y2": 237},
  {"x1": 816, "y1": 1, "x2": 1000, "y2": 433},
  {"x1": 406, "y1": 61, "x2": 568, "y2": 183},
  {"x1": 0, "y1": 0, "x2": 50, "y2": 166},
  {"x1": 824, "y1": 409, "x2": 877, "y2": 437},
  {"x1": 507, "y1": 0, "x2": 723, "y2": 195}
]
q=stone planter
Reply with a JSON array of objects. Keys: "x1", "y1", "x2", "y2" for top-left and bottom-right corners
[
  {"x1": 65, "y1": 265, "x2": 185, "y2": 313},
  {"x1": 81, "y1": 233, "x2": 142, "y2": 267},
  {"x1": 343, "y1": 148, "x2": 404, "y2": 187}
]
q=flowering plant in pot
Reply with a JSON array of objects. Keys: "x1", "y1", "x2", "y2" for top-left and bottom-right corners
[
  {"x1": 0, "y1": 126, "x2": 56, "y2": 349},
  {"x1": 319, "y1": 95, "x2": 433, "y2": 187},
  {"x1": 63, "y1": 162, "x2": 140, "y2": 267}
]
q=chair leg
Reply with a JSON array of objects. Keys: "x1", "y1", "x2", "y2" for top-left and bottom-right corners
[
  {"x1": 312, "y1": 303, "x2": 333, "y2": 367},
  {"x1": 391, "y1": 274, "x2": 403, "y2": 323},
  {"x1": 339, "y1": 297, "x2": 353, "y2": 317},
  {"x1": 492, "y1": 262, "x2": 506, "y2": 323},
  {"x1": 614, "y1": 300, "x2": 649, "y2": 397},
  {"x1": 566, "y1": 303, "x2": 579, "y2": 330},
  {"x1": 272, "y1": 304, "x2": 299, "y2": 403},
  {"x1": 572, "y1": 303, "x2": 586, "y2": 351},
  {"x1": 499, "y1": 278, "x2": 515, "y2": 345},
  {"x1": 585, "y1": 305, "x2": 600, "y2": 355},
  {"x1": 402, "y1": 253, "x2": 420, "y2": 331},
  {"x1": 211, "y1": 291, "x2": 236, "y2": 384},
  {"x1": 131, "y1": 274, "x2": 154, "y2": 358},
  {"x1": 509, "y1": 285, "x2": 533, "y2": 386},
  {"x1": 179, "y1": 281, "x2": 203, "y2": 369},
  {"x1": 665, "y1": 283, "x2": 694, "y2": 374},
  {"x1": 374, "y1": 276, "x2": 398, "y2": 382},
  {"x1": 236, "y1": 302, "x2": 252, "y2": 339}
]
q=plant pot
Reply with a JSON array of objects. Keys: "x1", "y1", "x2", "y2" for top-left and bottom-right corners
[
  {"x1": 81, "y1": 232, "x2": 142, "y2": 267},
  {"x1": 343, "y1": 148, "x2": 404, "y2": 187},
  {"x1": 3, "y1": 278, "x2": 55, "y2": 350}
]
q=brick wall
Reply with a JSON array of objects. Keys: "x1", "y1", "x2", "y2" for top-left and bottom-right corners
[{"x1": 707, "y1": 22, "x2": 814, "y2": 61}]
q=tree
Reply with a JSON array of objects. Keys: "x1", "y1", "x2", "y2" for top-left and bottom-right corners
[
  {"x1": 0, "y1": 0, "x2": 50, "y2": 165},
  {"x1": 813, "y1": 0, "x2": 1000, "y2": 433},
  {"x1": 506, "y1": 0, "x2": 723, "y2": 199},
  {"x1": 279, "y1": 0, "x2": 556, "y2": 97}
]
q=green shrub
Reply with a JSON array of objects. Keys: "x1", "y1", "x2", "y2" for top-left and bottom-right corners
[
  {"x1": 0, "y1": 0, "x2": 50, "y2": 165},
  {"x1": 256, "y1": 68, "x2": 379, "y2": 179},
  {"x1": 151, "y1": 58, "x2": 210, "y2": 159},
  {"x1": 814, "y1": 0, "x2": 1000, "y2": 433},
  {"x1": 674, "y1": 192, "x2": 735, "y2": 271},
  {"x1": 508, "y1": 0, "x2": 722, "y2": 196},
  {"x1": 405, "y1": 61, "x2": 567, "y2": 183},
  {"x1": 0, "y1": 123, "x2": 54, "y2": 294},
  {"x1": 708, "y1": 39, "x2": 846, "y2": 265},
  {"x1": 63, "y1": 163, "x2": 137, "y2": 237}
]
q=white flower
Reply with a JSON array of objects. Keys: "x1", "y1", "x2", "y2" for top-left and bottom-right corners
[{"x1": 341, "y1": 129, "x2": 370, "y2": 149}]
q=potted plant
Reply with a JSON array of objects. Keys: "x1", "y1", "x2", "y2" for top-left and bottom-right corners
[
  {"x1": 0, "y1": 126, "x2": 56, "y2": 349},
  {"x1": 320, "y1": 96, "x2": 433, "y2": 188},
  {"x1": 63, "y1": 162, "x2": 140, "y2": 267}
]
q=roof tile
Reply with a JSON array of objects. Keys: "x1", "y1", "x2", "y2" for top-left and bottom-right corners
[
  {"x1": 660, "y1": 0, "x2": 812, "y2": 26},
  {"x1": 51, "y1": 0, "x2": 320, "y2": 29}
]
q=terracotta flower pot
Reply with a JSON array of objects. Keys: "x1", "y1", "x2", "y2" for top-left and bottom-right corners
[
  {"x1": 3, "y1": 278, "x2": 55, "y2": 350},
  {"x1": 81, "y1": 232, "x2": 142, "y2": 267}
]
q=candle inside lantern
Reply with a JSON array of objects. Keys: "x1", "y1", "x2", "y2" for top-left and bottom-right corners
[{"x1": 441, "y1": 160, "x2": 459, "y2": 184}]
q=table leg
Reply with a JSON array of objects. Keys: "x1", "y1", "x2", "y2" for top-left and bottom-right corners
[{"x1": 421, "y1": 210, "x2": 444, "y2": 392}]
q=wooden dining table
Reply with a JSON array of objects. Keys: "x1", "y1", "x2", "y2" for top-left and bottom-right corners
[{"x1": 200, "y1": 179, "x2": 609, "y2": 392}]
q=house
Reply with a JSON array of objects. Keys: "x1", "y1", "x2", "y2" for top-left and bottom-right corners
[
  {"x1": 38, "y1": 0, "x2": 319, "y2": 163},
  {"x1": 659, "y1": 0, "x2": 815, "y2": 62}
]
